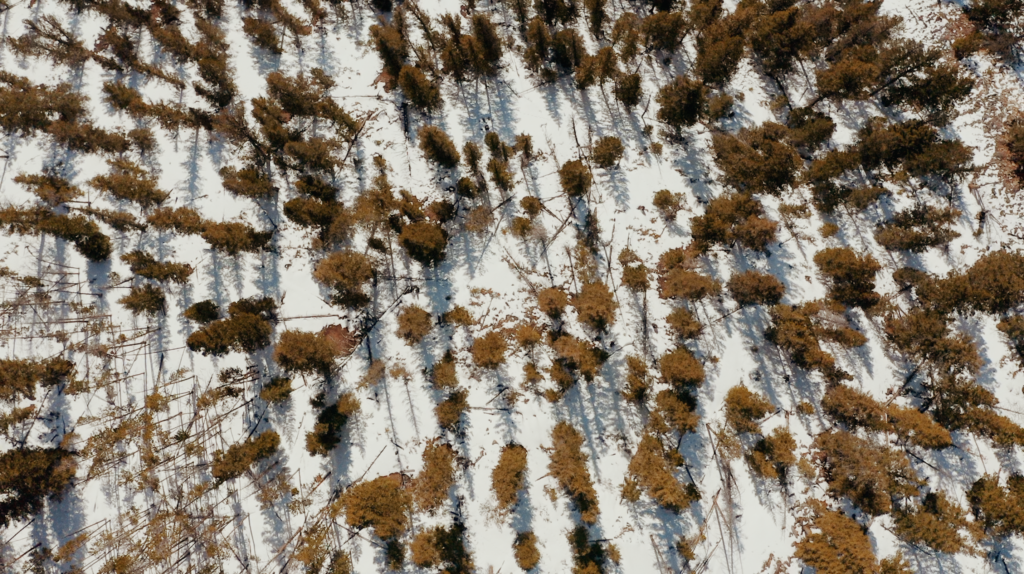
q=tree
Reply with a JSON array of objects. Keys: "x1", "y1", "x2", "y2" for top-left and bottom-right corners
[
  {"x1": 747, "y1": 427, "x2": 797, "y2": 481},
  {"x1": 813, "y1": 247, "x2": 881, "y2": 309},
  {"x1": 728, "y1": 270, "x2": 785, "y2": 306},
  {"x1": 513, "y1": 532, "x2": 541, "y2": 570},
  {"x1": 766, "y1": 300, "x2": 866, "y2": 383},
  {"x1": 419, "y1": 125, "x2": 461, "y2": 168},
  {"x1": 399, "y1": 65, "x2": 442, "y2": 112},
  {"x1": 613, "y1": 73, "x2": 643, "y2": 109},
  {"x1": 812, "y1": 430, "x2": 921, "y2": 516},
  {"x1": 201, "y1": 221, "x2": 273, "y2": 255},
  {"x1": 0, "y1": 447, "x2": 76, "y2": 527},
  {"x1": 220, "y1": 166, "x2": 274, "y2": 199},
  {"x1": 724, "y1": 385, "x2": 772, "y2": 433},
  {"x1": 399, "y1": 221, "x2": 447, "y2": 265},
  {"x1": 572, "y1": 281, "x2": 617, "y2": 331},
  {"x1": 893, "y1": 492, "x2": 971, "y2": 554},
  {"x1": 666, "y1": 307, "x2": 702, "y2": 339},
  {"x1": 121, "y1": 251, "x2": 193, "y2": 284},
  {"x1": 967, "y1": 474, "x2": 1024, "y2": 538},
  {"x1": 186, "y1": 301, "x2": 275, "y2": 356},
  {"x1": 626, "y1": 434, "x2": 697, "y2": 512},
  {"x1": 274, "y1": 330, "x2": 338, "y2": 376},
  {"x1": 410, "y1": 523, "x2": 474, "y2": 574},
  {"x1": 592, "y1": 136, "x2": 623, "y2": 168},
  {"x1": 787, "y1": 107, "x2": 835, "y2": 151},
  {"x1": 712, "y1": 123, "x2": 801, "y2": 196},
  {"x1": 90, "y1": 159, "x2": 169, "y2": 209},
  {"x1": 119, "y1": 284, "x2": 166, "y2": 316},
  {"x1": 656, "y1": 76, "x2": 706, "y2": 134},
  {"x1": 492, "y1": 444, "x2": 528, "y2": 511},
  {"x1": 690, "y1": 193, "x2": 778, "y2": 253},
  {"x1": 314, "y1": 250, "x2": 374, "y2": 308},
  {"x1": 659, "y1": 268, "x2": 721, "y2": 301},
  {"x1": 471, "y1": 331, "x2": 508, "y2": 369},
  {"x1": 414, "y1": 440, "x2": 456, "y2": 512},
  {"x1": 875, "y1": 205, "x2": 960, "y2": 252},
  {"x1": 1005, "y1": 118, "x2": 1024, "y2": 182},
  {"x1": 343, "y1": 475, "x2": 412, "y2": 540},
  {"x1": 538, "y1": 287, "x2": 569, "y2": 319},
  {"x1": 184, "y1": 300, "x2": 220, "y2": 324},
  {"x1": 548, "y1": 421, "x2": 600, "y2": 524},
  {"x1": 641, "y1": 11, "x2": 686, "y2": 52},
  {"x1": 436, "y1": 389, "x2": 468, "y2": 431},
  {"x1": 821, "y1": 384, "x2": 888, "y2": 432},
  {"x1": 793, "y1": 501, "x2": 878, "y2": 574},
  {"x1": 559, "y1": 159, "x2": 592, "y2": 197},
  {"x1": 694, "y1": 17, "x2": 746, "y2": 86},
  {"x1": 211, "y1": 430, "x2": 279, "y2": 484},
  {"x1": 660, "y1": 347, "x2": 705, "y2": 389},
  {"x1": 397, "y1": 305, "x2": 433, "y2": 345}
]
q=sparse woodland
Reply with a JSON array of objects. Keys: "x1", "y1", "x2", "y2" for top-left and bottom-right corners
[{"x1": 0, "y1": 0, "x2": 1023, "y2": 569}]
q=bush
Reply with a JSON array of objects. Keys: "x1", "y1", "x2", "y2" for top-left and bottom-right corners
[
  {"x1": 592, "y1": 136, "x2": 623, "y2": 168},
  {"x1": 419, "y1": 125, "x2": 461, "y2": 168},
  {"x1": 343, "y1": 475, "x2": 411, "y2": 540},
  {"x1": 813, "y1": 247, "x2": 881, "y2": 309},
  {"x1": 559, "y1": 159, "x2": 592, "y2": 197},
  {"x1": 794, "y1": 501, "x2": 878, "y2": 574},
  {"x1": 747, "y1": 427, "x2": 797, "y2": 481},
  {"x1": 652, "y1": 189, "x2": 683, "y2": 220},
  {"x1": 0, "y1": 447, "x2": 76, "y2": 527},
  {"x1": 724, "y1": 385, "x2": 772, "y2": 433},
  {"x1": 492, "y1": 444, "x2": 528, "y2": 511},
  {"x1": 410, "y1": 524, "x2": 473, "y2": 573},
  {"x1": 274, "y1": 330, "x2": 338, "y2": 376},
  {"x1": 184, "y1": 300, "x2": 220, "y2": 324},
  {"x1": 399, "y1": 221, "x2": 447, "y2": 265},
  {"x1": 666, "y1": 307, "x2": 703, "y2": 339},
  {"x1": 471, "y1": 331, "x2": 508, "y2": 369},
  {"x1": 119, "y1": 284, "x2": 166, "y2": 316},
  {"x1": 690, "y1": 193, "x2": 778, "y2": 253},
  {"x1": 656, "y1": 75, "x2": 706, "y2": 133},
  {"x1": 572, "y1": 281, "x2": 617, "y2": 331},
  {"x1": 875, "y1": 205, "x2": 960, "y2": 252},
  {"x1": 812, "y1": 430, "x2": 922, "y2": 516},
  {"x1": 548, "y1": 421, "x2": 600, "y2": 524},
  {"x1": 436, "y1": 389, "x2": 468, "y2": 431},
  {"x1": 627, "y1": 434, "x2": 697, "y2": 512},
  {"x1": 893, "y1": 492, "x2": 970, "y2": 554},
  {"x1": 711, "y1": 123, "x2": 801, "y2": 196},
  {"x1": 513, "y1": 532, "x2": 540, "y2": 570},
  {"x1": 728, "y1": 270, "x2": 784, "y2": 307},
  {"x1": 397, "y1": 305, "x2": 433, "y2": 345},
  {"x1": 660, "y1": 347, "x2": 704, "y2": 389},
  {"x1": 314, "y1": 250, "x2": 374, "y2": 308},
  {"x1": 414, "y1": 439, "x2": 457, "y2": 512},
  {"x1": 211, "y1": 430, "x2": 279, "y2": 484}
]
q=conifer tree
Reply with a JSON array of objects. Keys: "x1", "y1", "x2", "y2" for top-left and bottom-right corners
[{"x1": 656, "y1": 76, "x2": 707, "y2": 134}]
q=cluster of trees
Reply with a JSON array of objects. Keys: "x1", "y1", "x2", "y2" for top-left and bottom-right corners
[{"x1": 185, "y1": 296, "x2": 277, "y2": 356}]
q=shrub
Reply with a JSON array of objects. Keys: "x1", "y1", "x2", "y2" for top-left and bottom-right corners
[
  {"x1": 548, "y1": 421, "x2": 599, "y2": 523},
  {"x1": 712, "y1": 123, "x2": 801, "y2": 196},
  {"x1": 652, "y1": 189, "x2": 683, "y2": 220},
  {"x1": 875, "y1": 205, "x2": 960, "y2": 252},
  {"x1": 274, "y1": 330, "x2": 338, "y2": 376},
  {"x1": 813, "y1": 247, "x2": 881, "y2": 309},
  {"x1": 397, "y1": 305, "x2": 433, "y2": 345},
  {"x1": 893, "y1": 492, "x2": 970, "y2": 554},
  {"x1": 747, "y1": 427, "x2": 797, "y2": 481},
  {"x1": 513, "y1": 532, "x2": 540, "y2": 570},
  {"x1": 314, "y1": 250, "x2": 374, "y2": 308},
  {"x1": 821, "y1": 385, "x2": 888, "y2": 432},
  {"x1": 414, "y1": 440, "x2": 456, "y2": 512},
  {"x1": 410, "y1": 524, "x2": 473, "y2": 573},
  {"x1": 201, "y1": 221, "x2": 273, "y2": 256},
  {"x1": 399, "y1": 65, "x2": 442, "y2": 112},
  {"x1": 794, "y1": 501, "x2": 878, "y2": 574},
  {"x1": 184, "y1": 300, "x2": 220, "y2": 324},
  {"x1": 119, "y1": 284, "x2": 166, "y2": 316},
  {"x1": 211, "y1": 430, "x2": 279, "y2": 484},
  {"x1": 538, "y1": 287, "x2": 569, "y2": 318},
  {"x1": 727, "y1": 270, "x2": 784, "y2": 307},
  {"x1": 724, "y1": 385, "x2": 772, "y2": 433},
  {"x1": 812, "y1": 430, "x2": 922, "y2": 516},
  {"x1": 656, "y1": 75, "x2": 706, "y2": 133},
  {"x1": 559, "y1": 159, "x2": 592, "y2": 197},
  {"x1": 627, "y1": 434, "x2": 697, "y2": 512},
  {"x1": 419, "y1": 125, "x2": 461, "y2": 168},
  {"x1": 121, "y1": 251, "x2": 193, "y2": 284},
  {"x1": 690, "y1": 193, "x2": 778, "y2": 253},
  {"x1": 399, "y1": 221, "x2": 447, "y2": 265},
  {"x1": 660, "y1": 348, "x2": 704, "y2": 389},
  {"x1": 492, "y1": 444, "x2": 528, "y2": 511},
  {"x1": 436, "y1": 389, "x2": 468, "y2": 431},
  {"x1": 471, "y1": 331, "x2": 508, "y2": 369},
  {"x1": 0, "y1": 447, "x2": 76, "y2": 527},
  {"x1": 572, "y1": 281, "x2": 617, "y2": 331},
  {"x1": 592, "y1": 136, "x2": 624, "y2": 168},
  {"x1": 343, "y1": 475, "x2": 411, "y2": 540}
]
